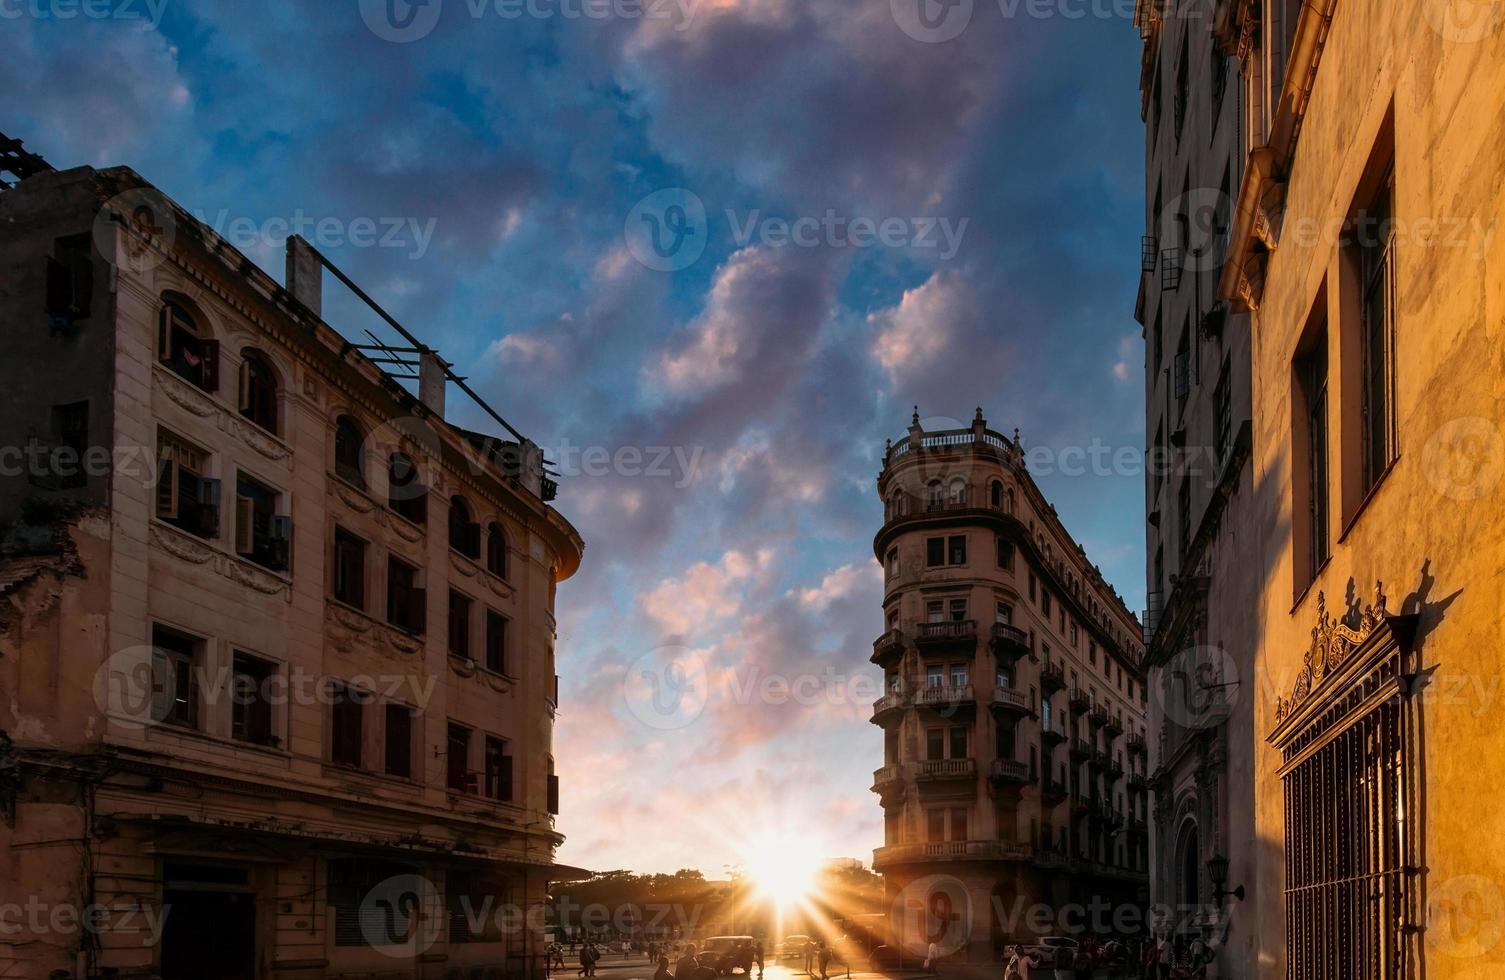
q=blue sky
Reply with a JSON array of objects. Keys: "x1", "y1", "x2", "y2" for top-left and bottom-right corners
[{"x1": 4, "y1": 0, "x2": 1148, "y2": 874}]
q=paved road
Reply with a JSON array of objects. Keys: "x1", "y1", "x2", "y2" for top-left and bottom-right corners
[{"x1": 550, "y1": 959, "x2": 891, "y2": 980}]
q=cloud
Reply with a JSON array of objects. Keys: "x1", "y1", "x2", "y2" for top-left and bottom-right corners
[
  {"x1": 790, "y1": 563, "x2": 880, "y2": 611},
  {"x1": 869, "y1": 270, "x2": 976, "y2": 382},
  {"x1": 640, "y1": 548, "x2": 776, "y2": 637}
]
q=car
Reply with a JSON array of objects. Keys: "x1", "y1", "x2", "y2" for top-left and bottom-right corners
[
  {"x1": 698, "y1": 936, "x2": 756, "y2": 975},
  {"x1": 1018, "y1": 936, "x2": 1079, "y2": 963},
  {"x1": 776, "y1": 935, "x2": 813, "y2": 961}
]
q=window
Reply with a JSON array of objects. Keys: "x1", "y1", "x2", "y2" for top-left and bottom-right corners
[
  {"x1": 485, "y1": 610, "x2": 508, "y2": 675},
  {"x1": 948, "y1": 598, "x2": 968, "y2": 622},
  {"x1": 947, "y1": 534, "x2": 967, "y2": 565},
  {"x1": 44, "y1": 234, "x2": 93, "y2": 326},
  {"x1": 234, "y1": 473, "x2": 291, "y2": 572},
  {"x1": 388, "y1": 452, "x2": 427, "y2": 525},
  {"x1": 1089, "y1": 641, "x2": 1097, "y2": 666},
  {"x1": 996, "y1": 537, "x2": 1014, "y2": 570},
  {"x1": 926, "y1": 600, "x2": 944, "y2": 623},
  {"x1": 330, "y1": 683, "x2": 364, "y2": 767},
  {"x1": 1041, "y1": 590, "x2": 1052, "y2": 617},
  {"x1": 886, "y1": 547, "x2": 899, "y2": 581},
  {"x1": 1210, "y1": 45, "x2": 1227, "y2": 121},
  {"x1": 1173, "y1": 36, "x2": 1188, "y2": 142},
  {"x1": 1359, "y1": 168, "x2": 1398, "y2": 493},
  {"x1": 481, "y1": 527, "x2": 506, "y2": 581},
  {"x1": 949, "y1": 807, "x2": 969, "y2": 842},
  {"x1": 926, "y1": 537, "x2": 945, "y2": 567},
  {"x1": 484, "y1": 736, "x2": 513, "y2": 802},
  {"x1": 156, "y1": 297, "x2": 219, "y2": 391},
  {"x1": 1178, "y1": 475, "x2": 1192, "y2": 560},
  {"x1": 447, "y1": 723, "x2": 473, "y2": 793},
  {"x1": 237, "y1": 350, "x2": 278, "y2": 433},
  {"x1": 448, "y1": 872, "x2": 506, "y2": 944},
  {"x1": 949, "y1": 664, "x2": 968, "y2": 687},
  {"x1": 151, "y1": 625, "x2": 201, "y2": 729},
  {"x1": 926, "y1": 728, "x2": 945, "y2": 761},
  {"x1": 330, "y1": 860, "x2": 418, "y2": 948},
  {"x1": 33, "y1": 401, "x2": 89, "y2": 490},
  {"x1": 927, "y1": 481, "x2": 943, "y2": 509},
  {"x1": 332, "y1": 527, "x2": 366, "y2": 609},
  {"x1": 1174, "y1": 324, "x2": 1191, "y2": 414},
  {"x1": 547, "y1": 758, "x2": 559, "y2": 815},
  {"x1": 995, "y1": 602, "x2": 1013, "y2": 625},
  {"x1": 1213, "y1": 357, "x2": 1232, "y2": 463},
  {"x1": 386, "y1": 557, "x2": 426, "y2": 634},
  {"x1": 990, "y1": 481, "x2": 1003, "y2": 507},
  {"x1": 948, "y1": 478, "x2": 967, "y2": 505},
  {"x1": 927, "y1": 809, "x2": 946, "y2": 842},
  {"x1": 1295, "y1": 324, "x2": 1331, "y2": 588},
  {"x1": 384, "y1": 703, "x2": 414, "y2": 779},
  {"x1": 230, "y1": 653, "x2": 276, "y2": 746},
  {"x1": 927, "y1": 665, "x2": 945, "y2": 688},
  {"x1": 1028, "y1": 572, "x2": 1037, "y2": 601},
  {"x1": 949, "y1": 725, "x2": 968, "y2": 759},
  {"x1": 448, "y1": 591, "x2": 473, "y2": 659},
  {"x1": 449, "y1": 496, "x2": 480, "y2": 558},
  {"x1": 156, "y1": 430, "x2": 220, "y2": 539},
  {"x1": 334, "y1": 416, "x2": 365, "y2": 487}
]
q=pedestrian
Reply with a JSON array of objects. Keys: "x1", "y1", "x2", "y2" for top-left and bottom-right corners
[
  {"x1": 1051, "y1": 943, "x2": 1073, "y2": 980},
  {"x1": 655, "y1": 955, "x2": 674, "y2": 980},
  {"x1": 804, "y1": 939, "x2": 817, "y2": 977},
  {"x1": 818, "y1": 942, "x2": 832, "y2": 980},
  {"x1": 924, "y1": 940, "x2": 939, "y2": 974},
  {"x1": 1156, "y1": 935, "x2": 1173, "y2": 980},
  {"x1": 754, "y1": 940, "x2": 766, "y2": 979},
  {"x1": 1003, "y1": 945, "x2": 1036, "y2": 980},
  {"x1": 1071, "y1": 943, "x2": 1092, "y2": 980},
  {"x1": 675, "y1": 943, "x2": 701, "y2": 980}
]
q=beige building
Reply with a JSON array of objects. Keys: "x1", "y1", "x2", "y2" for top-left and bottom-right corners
[
  {"x1": 1131, "y1": 0, "x2": 1259, "y2": 973},
  {"x1": 870, "y1": 411, "x2": 1148, "y2": 960},
  {"x1": 1141, "y1": 0, "x2": 1505, "y2": 977},
  {"x1": 0, "y1": 164, "x2": 584, "y2": 979}
]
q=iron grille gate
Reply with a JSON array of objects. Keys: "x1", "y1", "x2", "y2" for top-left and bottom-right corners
[{"x1": 1276, "y1": 642, "x2": 1417, "y2": 980}]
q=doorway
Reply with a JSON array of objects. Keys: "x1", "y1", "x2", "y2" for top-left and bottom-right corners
[{"x1": 159, "y1": 863, "x2": 256, "y2": 980}]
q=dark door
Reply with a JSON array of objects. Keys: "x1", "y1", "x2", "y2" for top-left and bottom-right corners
[{"x1": 160, "y1": 888, "x2": 256, "y2": 980}]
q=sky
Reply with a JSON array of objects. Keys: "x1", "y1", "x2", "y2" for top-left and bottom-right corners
[{"x1": 3, "y1": 0, "x2": 1148, "y2": 876}]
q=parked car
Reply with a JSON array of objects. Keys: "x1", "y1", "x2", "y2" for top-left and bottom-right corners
[{"x1": 699, "y1": 936, "x2": 756, "y2": 975}]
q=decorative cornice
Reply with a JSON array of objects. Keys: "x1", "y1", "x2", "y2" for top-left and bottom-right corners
[
  {"x1": 149, "y1": 523, "x2": 291, "y2": 600},
  {"x1": 1273, "y1": 584, "x2": 1389, "y2": 726}
]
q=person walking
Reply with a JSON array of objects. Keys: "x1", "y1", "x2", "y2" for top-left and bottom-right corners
[
  {"x1": 817, "y1": 942, "x2": 832, "y2": 980},
  {"x1": 1002, "y1": 945, "x2": 1036, "y2": 980},
  {"x1": 655, "y1": 955, "x2": 674, "y2": 980},
  {"x1": 1071, "y1": 943, "x2": 1092, "y2": 980},
  {"x1": 803, "y1": 939, "x2": 817, "y2": 977},
  {"x1": 675, "y1": 943, "x2": 701, "y2": 980},
  {"x1": 925, "y1": 940, "x2": 939, "y2": 974},
  {"x1": 1051, "y1": 943, "x2": 1073, "y2": 980},
  {"x1": 753, "y1": 940, "x2": 765, "y2": 979}
]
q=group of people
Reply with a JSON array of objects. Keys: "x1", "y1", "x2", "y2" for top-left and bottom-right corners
[
  {"x1": 798, "y1": 938, "x2": 849, "y2": 980},
  {"x1": 647, "y1": 940, "x2": 769, "y2": 980},
  {"x1": 998, "y1": 933, "x2": 1216, "y2": 980}
]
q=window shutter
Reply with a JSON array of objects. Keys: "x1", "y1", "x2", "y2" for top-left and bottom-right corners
[
  {"x1": 45, "y1": 257, "x2": 71, "y2": 316},
  {"x1": 198, "y1": 478, "x2": 222, "y2": 536},
  {"x1": 270, "y1": 517, "x2": 292, "y2": 571},
  {"x1": 410, "y1": 587, "x2": 426, "y2": 635},
  {"x1": 201, "y1": 339, "x2": 220, "y2": 391},
  {"x1": 150, "y1": 648, "x2": 171, "y2": 723},
  {"x1": 69, "y1": 250, "x2": 93, "y2": 318},
  {"x1": 235, "y1": 497, "x2": 255, "y2": 554},
  {"x1": 238, "y1": 358, "x2": 252, "y2": 413},
  {"x1": 157, "y1": 306, "x2": 172, "y2": 363},
  {"x1": 156, "y1": 459, "x2": 179, "y2": 519},
  {"x1": 499, "y1": 753, "x2": 514, "y2": 802}
]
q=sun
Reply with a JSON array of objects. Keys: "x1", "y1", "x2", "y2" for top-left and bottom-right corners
[{"x1": 743, "y1": 836, "x2": 824, "y2": 908}]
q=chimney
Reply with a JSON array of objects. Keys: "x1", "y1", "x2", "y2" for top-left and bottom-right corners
[
  {"x1": 285, "y1": 235, "x2": 322, "y2": 316},
  {"x1": 418, "y1": 351, "x2": 448, "y2": 420}
]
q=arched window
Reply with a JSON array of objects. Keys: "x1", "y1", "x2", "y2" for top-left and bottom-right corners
[
  {"x1": 486, "y1": 525, "x2": 508, "y2": 579},
  {"x1": 1005, "y1": 489, "x2": 1015, "y2": 515},
  {"x1": 156, "y1": 296, "x2": 219, "y2": 391},
  {"x1": 927, "y1": 480, "x2": 944, "y2": 510},
  {"x1": 949, "y1": 477, "x2": 967, "y2": 505},
  {"x1": 449, "y1": 496, "x2": 479, "y2": 558},
  {"x1": 1177, "y1": 822, "x2": 1202, "y2": 906},
  {"x1": 238, "y1": 350, "x2": 278, "y2": 433},
  {"x1": 990, "y1": 480, "x2": 1003, "y2": 508},
  {"x1": 334, "y1": 416, "x2": 365, "y2": 487},
  {"x1": 388, "y1": 452, "x2": 427, "y2": 525}
]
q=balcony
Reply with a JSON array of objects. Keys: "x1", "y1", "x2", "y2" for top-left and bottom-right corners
[
  {"x1": 1127, "y1": 732, "x2": 1148, "y2": 758},
  {"x1": 1041, "y1": 721, "x2": 1068, "y2": 747},
  {"x1": 1089, "y1": 750, "x2": 1108, "y2": 773},
  {"x1": 873, "y1": 840, "x2": 1032, "y2": 869},
  {"x1": 1128, "y1": 773, "x2": 1150, "y2": 794},
  {"x1": 1128, "y1": 817, "x2": 1148, "y2": 836},
  {"x1": 872, "y1": 764, "x2": 908, "y2": 798},
  {"x1": 914, "y1": 620, "x2": 977, "y2": 653},
  {"x1": 871, "y1": 692, "x2": 908, "y2": 726},
  {"x1": 915, "y1": 685, "x2": 976, "y2": 712},
  {"x1": 1103, "y1": 713, "x2": 1124, "y2": 737},
  {"x1": 1040, "y1": 777, "x2": 1068, "y2": 806},
  {"x1": 1069, "y1": 738, "x2": 1092, "y2": 762},
  {"x1": 1040, "y1": 662, "x2": 1066, "y2": 694},
  {"x1": 987, "y1": 759, "x2": 1032, "y2": 790},
  {"x1": 915, "y1": 758, "x2": 977, "y2": 782},
  {"x1": 1088, "y1": 706, "x2": 1110, "y2": 729},
  {"x1": 871, "y1": 629, "x2": 905, "y2": 667},
  {"x1": 1068, "y1": 687, "x2": 1092, "y2": 714},
  {"x1": 1106, "y1": 759, "x2": 1125, "y2": 781},
  {"x1": 989, "y1": 687, "x2": 1032, "y2": 717},
  {"x1": 1032, "y1": 848, "x2": 1069, "y2": 871},
  {"x1": 989, "y1": 622, "x2": 1030, "y2": 663}
]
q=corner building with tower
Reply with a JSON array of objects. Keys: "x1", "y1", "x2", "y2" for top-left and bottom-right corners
[{"x1": 870, "y1": 411, "x2": 1149, "y2": 960}]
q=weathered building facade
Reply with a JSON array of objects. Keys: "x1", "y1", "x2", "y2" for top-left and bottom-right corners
[
  {"x1": 870, "y1": 412, "x2": 1148, "y2": 960},
  {"x1": 1132, "y1": 0, "x2": 1258, "y2": 973},
  {"x1": 0, "y1": 164, "x2": 584, "y2": 980},
  {"x1": 1141, "y1": 0, "x2": 1505, "y2": 977}
]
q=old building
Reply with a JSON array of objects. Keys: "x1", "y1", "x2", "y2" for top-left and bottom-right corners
[
  {"x1": 1141, "y1": 1, "x2": 1505, "y2": 977},
  {"x1": 0, "y1": 161, "x2": 584, "y2": 979},
  {"x1": 1131, "y1": 0, "x2": 1258, "y2": 973},
  {"x1": 870, "y1": 411, "x2": 1148, "y2": 960}
]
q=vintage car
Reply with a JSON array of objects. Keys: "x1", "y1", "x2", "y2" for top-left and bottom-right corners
[{"x1": 698, "y1": 936, "x2": 756, "y2": 975}]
